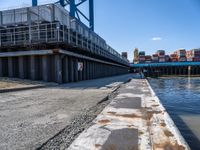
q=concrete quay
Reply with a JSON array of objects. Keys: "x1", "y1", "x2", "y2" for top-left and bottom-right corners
[{"x1": 68, "y1": 77, "x2": 190, "y2": 150}]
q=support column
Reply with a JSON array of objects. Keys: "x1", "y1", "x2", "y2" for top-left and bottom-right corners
[
  {"x1": 63, "y1": 56, "x2": 69, "y2": 83},
  {"x1": 74, "y1": 58, "x2": 78, "y2": 82},
  {"x1": 54, "y1": 55, "x2": 62, "y2": 84},
  {"x1": 30, "y1": 56, "x2": 36, "y2": 80},
  {"x1": 8, "y1": 57, "x2": 14, "y2": 77},
  {"x1": 69, "y1": 57, "x2": 74, "y2": 82},
  {"x1": 42, "y1": 55, "x2": 49, "y2": 82},
  {"x1": 19, "y1": 56, "x2": 25, "y2": 79},
  {"x1": 0, "y1": 58, "x2": 3, "y2": 77},
  {"x1": 83, "y1": 60, "x2": 86, "y2": 80},
  {"x1": 86, "y1": 61, "x2": 90, "y2": 80}
]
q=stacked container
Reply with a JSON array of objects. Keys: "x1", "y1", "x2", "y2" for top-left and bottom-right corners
[
  {"x1": 165, "y1": 55, "x2": 170, "y2": 62},
  {"x1": 156, "y1": 50, "x2": 165, "y2": 62},
  {"x1": 175, "y1": 49, "x2": 186, "y2": 62},
  {"x1": 152, "y1": 54, "x2": 159, "y2": 63},
  {"x1": 186, "y1": 49, "x2": 200, "y2": 62},
  {"x1": 145, "y1": 55, "x2": 152, "y2": 63},
  {"x1": 138, "y1": 51, "x2": 145, "y2": 63},
  {"x1": 170, "y1": 54, "x2": 178, "y2": 62}
]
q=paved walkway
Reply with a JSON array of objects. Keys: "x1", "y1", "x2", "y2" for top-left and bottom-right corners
[{"x1": 68, "y1": 78, "x2": 190, "y2": 150}]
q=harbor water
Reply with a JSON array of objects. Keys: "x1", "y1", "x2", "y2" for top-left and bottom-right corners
[{"x1": 149, "y1": 77, "x2": 200, "y2": 150}]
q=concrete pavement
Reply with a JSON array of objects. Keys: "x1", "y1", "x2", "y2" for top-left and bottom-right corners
[{"x1": 0, "y1": 74, "x2": 133, "y2": 150}]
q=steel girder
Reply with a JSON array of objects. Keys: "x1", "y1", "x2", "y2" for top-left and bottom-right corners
[{"x1": 32, "y1": 0, "x2": 94, "y2": 31}]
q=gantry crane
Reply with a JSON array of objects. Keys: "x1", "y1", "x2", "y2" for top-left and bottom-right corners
[{"x1": 32, "y1": 0, "x2": 94, "y2": 31}]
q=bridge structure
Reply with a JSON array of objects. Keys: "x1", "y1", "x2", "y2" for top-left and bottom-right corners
[
  {"x1": 130, "y1": 62, "x2": 200, "y2": 77},
  {"x1": 0, "y1": 0, "x2": 129, "y2": 83}
]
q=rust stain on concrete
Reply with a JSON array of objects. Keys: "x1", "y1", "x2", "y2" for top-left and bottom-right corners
[
  {"x1": 98, "y1": 119, "x2": 110, "y2": 124},
  {"x1": 107, "y1": 111, "x2": 141, "y2": 119},
  {"x1": 95, "y1": 144, "x2": 102, "y2": 148},
  {"x1": 154, "y1": 142, "x2": 186, "y2": 150},
  {"x1": 164, "y1": 130, "x2": 174, "y2": 137},
  {"x1": 160, "y1": 122, "x2": 166, "y2": 127}
]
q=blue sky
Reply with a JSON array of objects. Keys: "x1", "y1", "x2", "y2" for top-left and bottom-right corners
[{"x1": 1, "y1": 0, "x2": 200, "y2": 61}]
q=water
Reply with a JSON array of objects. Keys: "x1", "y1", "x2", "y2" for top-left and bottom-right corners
[{"x1": 149, "y1": 77, "x2": 200, "y2": 150}]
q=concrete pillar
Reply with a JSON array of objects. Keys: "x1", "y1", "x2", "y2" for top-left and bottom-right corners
[
  {"x1": 88, "y1": 61, "x2": 91, "y2": 79},
  {"x1": 69, "y1": 57, "x2": 74, "y2": 82},
  {"x1": 91, "y1": 61, "x2": 93, "y2": 79},
  {"x1": 83, "y1": 60, "x2": 86, "y2": 80},
  {"x1": 8, "y1": 57, "x2": 14, "y2": 77},
  {"x1": 0, "y1": 58, "x2": 3, "y2": 77},
  {"x1": 19, "y1": 56, "x2": 25, "y2": 79},
  {"x1": 30, "y1": 56, "x2": 36, "y2": 80},
  {"x1": 63, "y1": 56, "x2": 69, "y2": 83},
  {"x1": 42, "y1": 55, "x2": 49, "y2": 82},
  {"x1": 86, "y1": 61, "x2": 90, "y2": 80},
  {"x1": 78, "y1": 60, "x2": 83, "y2": 81},
  {"x1": 54, "y1": 55, "x2": 62, "y2": 84},
  {"x1": 74, "y1": 58, "x2": 78, "y2": 82}
]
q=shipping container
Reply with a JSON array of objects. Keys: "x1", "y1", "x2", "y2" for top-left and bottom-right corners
[
  {"x1": 145, "y1": 61, "x2": 152, "y2": 63},
  {"x1": 193, "y1": 57, "x2": 200, "y2": 62},
  {"x1": 152, "y1": 54, "x2": 159, "y2": 62},
  {"x1": 159, "y1": 56, "x2": 165, "y2": 62},
  {"x1": 178, "y1": 56, "x2": 187, "y2": 62},
  {"x1": 156, "y1": 50, "x2": 165, "y2": 56},
  {"x1": 139, "y1": 51, "x2": 145, "y2": 56},
  {"x1": 175, "y1": 49, "x2": 186, "y2": 57},
  {"x1": 187, "y1": 57, "x2": 193, "y2": 62},
  {"x1": 145, "y1": 55, "x2": 152, "y2": 61},
  {"x1": 171, "y1": 58, "x2": 178, "y2": 62},
  {"x1": 192, "y1": 49, "x2": 200, "y2": 57},
  {"x1": 139, "y1": 56, "x2": 145, "y2": 63},
  {"x1": 165, "y1": 55, "x2": 170, "y2": 62}
]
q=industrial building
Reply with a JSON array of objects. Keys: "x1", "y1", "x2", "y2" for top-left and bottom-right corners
[{"x1": 0, "y1": 1, "x2": 129, "y2": 83}]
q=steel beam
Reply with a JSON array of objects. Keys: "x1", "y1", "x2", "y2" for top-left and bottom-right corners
[
  {"x1": 32, "y1": 0, "x2": 37, "y2": 6},
  {"x1": 60, "y1": 0, "x2": 65, "y2": 7},
  {"x1": 89, "y1": 0, "x2": 94, "y2": 31},
  {"x1": 70, "y1": 0, "x2": 76, "y2": 18}
]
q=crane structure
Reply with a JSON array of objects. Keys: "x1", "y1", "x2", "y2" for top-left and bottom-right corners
[{"x1": 32, "y1": 0, "x2": 94, "y2": 31}]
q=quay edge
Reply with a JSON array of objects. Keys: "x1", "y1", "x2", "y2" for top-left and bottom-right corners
[
  {"x1": 68, "y1": 76, "x2": 191, "y2": 150},
  {"x1": 146, "y1": 79, "x2": 191, "y2": 150}
]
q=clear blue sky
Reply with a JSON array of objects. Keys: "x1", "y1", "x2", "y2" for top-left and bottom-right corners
[{"x1": 1, "y1": 0, "x2": 200, "y2": 61}]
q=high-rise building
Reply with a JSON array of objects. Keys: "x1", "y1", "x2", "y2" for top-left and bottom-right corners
[{"x1": 134, "y1": 48, "x2": 139, "y2": 63}]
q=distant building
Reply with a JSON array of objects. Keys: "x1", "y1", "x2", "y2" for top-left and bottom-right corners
[
  {"x1": 122, "y1": 52, "x2": 128, "y2": 59},
  {"x1": 134, "y1": 48, "x2": 139, "y2": 64}
]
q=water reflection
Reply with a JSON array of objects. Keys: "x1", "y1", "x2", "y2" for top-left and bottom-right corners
[{"x1": 149, "y1": 77, "x2": 200, "y2": 150}]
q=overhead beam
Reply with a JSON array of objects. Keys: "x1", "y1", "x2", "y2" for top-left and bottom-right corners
[
  {"x1": 60, "y1": 0, "x2": 65, "y2": 7},
  {"x1": 70, "y1": 0, "x2": 76, "y2": 18},
  {"x1": 89, "y1": 0, "x2": 94, "y2": 31},
  {"x1": 32, "y1": 0, "x2": 38, "y2": 6}
]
